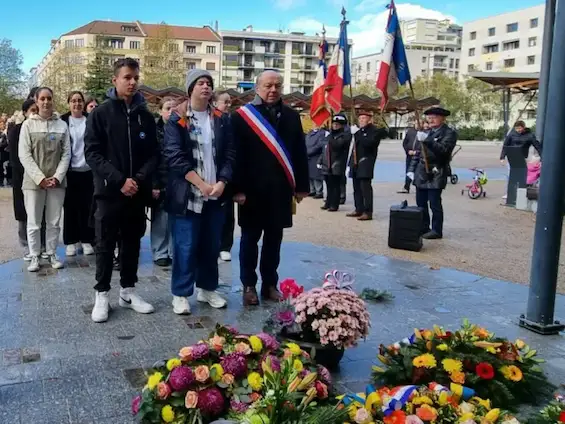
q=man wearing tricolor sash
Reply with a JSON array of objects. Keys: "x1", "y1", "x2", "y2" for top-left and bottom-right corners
[{"x1": 231, "y1": 71, "x2": 309, "y2": 307}]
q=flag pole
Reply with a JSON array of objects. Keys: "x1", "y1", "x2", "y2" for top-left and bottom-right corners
[{"x1": 408, "y1": 80, "x2": 430, "y2": 173}]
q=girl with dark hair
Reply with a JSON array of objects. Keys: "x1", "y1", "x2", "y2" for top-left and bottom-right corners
[
  {"x1": 84, "y1": 95, "x2": 98, "y2": 113},
  {"x1": 60, "y1": 91, "x2": 95, "y2": 257}
]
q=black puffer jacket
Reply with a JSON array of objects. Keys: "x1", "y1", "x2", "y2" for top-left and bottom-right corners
[
  {"x1": 318, "y1": 127, "x2": 351, "y2": 176},
  {"x1": 500, "y1": 128, "x2": 542, "y2": 160},
  {"x1": 409, "y1": 124, "x2": 457, "y2": 190},
  {"x1": 153, "y1": 117, "x2": 168, "y2": 192}
]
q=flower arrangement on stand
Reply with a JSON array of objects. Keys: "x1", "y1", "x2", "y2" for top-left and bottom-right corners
[
  {"x1": 338, "y1": 382, "x2": 521, "y2": 424},
  {"x1": 372, "y1": 320, "x2": 554, "y2": 408},
  {"x1": 528, "y1": 394, "x2": 565, "y2": 424},
  {"x1": 265, "y1": 271, "x2": 371, "y2": 370}
]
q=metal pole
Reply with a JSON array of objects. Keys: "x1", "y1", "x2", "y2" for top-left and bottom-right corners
[
  {"x1": 519, "y1": 0, "x2": 565, "y2": 335},
  {"x1": 535, "y1": 0, "x2": 556, "y2": 142}
]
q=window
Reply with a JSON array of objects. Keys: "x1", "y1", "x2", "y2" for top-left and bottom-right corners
[
  {"x1": 185, "y1": 45, "x2": 196, "y2": 54},
  {"x1": 504, "y1": 58, "x2": 515, "y2": 68},
  {"x1": 422, "y1": 56, "x2": 427, "y2": 63},
  {"x1": 449, "y1": 58, "x2": 454, "y2": 68},
  {"x1": 488, "y1": 27, "x2": 496, "y2": 36},
  {"x1": 366, "y1": 62, "x2": 370, "y2": 72},
  {"x1": 455, "y1": 58, "x2": 459, "y2": 68},
  {"x1": 528, "y1": 55, "x2": 536, "y2": 65},
  {"x1": 130, "y1": 41, "x2": 140, "y2": 49},
  {"x1": 186, "y1": 61, "x2": 196, "y2": 69},
  {"x1": 169, "y1": 61, "x2": 179, "y2": 69},
  {"x1": 528, "y1": 37, "x2": 537, "y2": 47},
  {"x1": 75, "y1": 39, "x2": 84, "y2": 48},
  {"x1": 206, "y1": 46, "x2": 216, "y2": 54},
  {"x1": 169, "y1": 43, "x2": 178, "y2": 53},
  {"x1": 486, "y1": 61, "x2": 493, "y2": 70},
  {"x1": 467, "y1": 64, "x2": 476, "y2": 72},
  {"x1": 503, "y1": 40, "x2": 520, "y2": 51},
  {"x1": 507, "y1": 22, "x2": 518, "y2": 33},
  {"x1": 483, "y1": 43, "x2": 499, "y2": 54},
  {"x1": 526, "y1": 109, "x2": 537, "y2": 119},
  {"x1": 121, "y1": 25, "x2": 138, "y2": 33},
  {"x1": 469, "y1": 31, "x2": 476, "y2": 40},
  {"x1": 530, "y1": 18, "x2": 539, "y2": 28},
  {"x1": 110, "y1": 39, "x2": 123, "y2": 49},
  {"x1": 65, "y1": 40, "x2": 75, "y2": 48},
  {"x1": 468, "y1": 48, "x2": 475, "y2": 56},
  {"x1": 206, "y1": 62, "x2": 216, "y2": 71}
]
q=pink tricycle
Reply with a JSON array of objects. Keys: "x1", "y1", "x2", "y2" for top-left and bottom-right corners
[{"x1": 461, "y1": 168, "x2": 487, "y2": 199}]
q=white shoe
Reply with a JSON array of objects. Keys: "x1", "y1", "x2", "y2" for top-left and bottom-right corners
[
  {"x1": 92, "y1": 291, "x2": 111, "y2": 323},
  {"x1": 82, "y1": 243, "x2": 95, "y2": 255},
  {"x1": 27, "y1": 256, "x2": 40, "y2": 272},
  {"x1": 23, "y1": 253, "x2": 32, "y2": 262},
  {"x1": 119, "y1": 288, "x2": 155, "y2": 314},
  {"x1": 219, "y1": 251, "x2": 232, "y2": 261},
  {"x1": 49, "y1": 254, "x2": 64, "y2": 270},
  {"x1": 197, "y1": 288, "x2": 227, "y2": 309},
  {"x1": 41, "y1": 252, "x2": 49, "y2": 259},
  {"x1": 65, "y1": 244, "x2": 77, "y2": 257},
  {"x1": 172, "y1": 296, "x2": 191, "y2": 315}
]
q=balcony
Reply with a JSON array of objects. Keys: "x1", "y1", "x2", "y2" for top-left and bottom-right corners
[
  {"x1": 433, "y1": 61, "x2": 447, "y2": 68},
  {"x1": 291, "y1": 63, "x2": 300, "y2": 69},
  {"x1": 224, "y1": 60, "x2": 238, "y2": 67},
  {"x1": 254, "y1": 46, "x2": 266, "y2": 54},
  {"x1": 224, "y1": 45, "x2": 239, "y2": 52}
]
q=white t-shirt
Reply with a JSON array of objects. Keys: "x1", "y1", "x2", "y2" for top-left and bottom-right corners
[
  {"x1": 68, "y1": 116, "x2": 88, "y2": 170},
  {"x1": 193, "y1": 110, "x2": 217, "y2": 199}
]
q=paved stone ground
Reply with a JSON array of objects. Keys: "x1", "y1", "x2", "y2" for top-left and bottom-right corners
[{"x1": 1, "y1": 237, "x2": 565, "y2": 423}]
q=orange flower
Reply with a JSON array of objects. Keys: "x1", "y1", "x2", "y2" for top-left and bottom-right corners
[
  {"x1": 221, "y1": 373, "x2": 235, "y2": 385},
  {"x1": 194, "y1": 365, "x2": 210, "y2": 383},
  {"x1": 210, "y1": 335, "x2": 225, "y2": 352},
  {"x1": 235, "y1": 342, "x2": 252, "y2": 355},
  {"x1": 473, "y1": 327, "x2": 490, "y2": 339},
  {"x1": 384, "y1": 410, "x2": 407, "y2": 424},
  {"x1": 249, "y1": 392, "x2": 262, "y2": 402},
  {"x1": 185, "y1": 391, "x2": 198, "y2": 409},
  {"x1": 416, "y1": 405, "x2": 438, "y2": 421},
  {"x1": 450, "y1": 371, "x2": 465, "y2": 384},
  {"x1": 179, "y1": 346, "x2": 193, "y2": 362}
]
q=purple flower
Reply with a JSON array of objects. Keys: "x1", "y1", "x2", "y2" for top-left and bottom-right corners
[
  {"x1": 198, "y1": 387, "x2": 225, "y2": 417},
  {"x1": 299, "y1": 369, "x2": 309, "y2": 378},
  {"x1": 131, "y1": 395, "x2": 141, "y2": 415},
  {"x1": 230, "y1": 399, "x2": 249, "y2": 413},
  {"x1": 317, "y1": 365, "x2": 332, "y2": 387},
  {"x1": 169, "y1": 366, "x2": 195, "y2": 391},
  {"x1": 261, "y1": 354, "x2": 281, "y2": 373},
  {"x1": 276, "y1": 310, "x2": 295, "y2": 326},
  {"x1": 191, "y1": 343, "x2": 210, "y2": 360},
  {"x1": 227, "y1": 326, "x2": 239, "y2": 335},
  {"x1": 220, "y1": 353, "x2": 248, "y2": 378},
  {"x1": 256, "y1": 333, "x2": 280, "y2": 350}
]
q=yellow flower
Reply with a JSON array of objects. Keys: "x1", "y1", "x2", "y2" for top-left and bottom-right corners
[
  {"x1": 166, "y1": 358, "x2": 181, "y2": 371},
  {"x1": 286, "y1": 342, "x2": 302, "y2": 356},
  {"x1": 450, "y1": 371, "x2": 466, "y2": 384},
  {"x1": 500, "y1": 365, "x2": 523, "y2": 382},
  {"x1": 515, "y1": 339, "x2": 526, "y2": 350},
  {"x1": 459, "y1": 412, "x2": 474, "y2": 423},
  {"x1": 422, "y1": 330, "x2": 434, "y2": 340},
  {"x1": 484, "y1": 408, "x2": 501, "y2": 422},
  {"x1": 210, "y1": 363, "x2": 224, "y2": 382},
  {"x1": 472, "y1": 397, "x2": 491, "y2": 410},
  {"x1": 378, "y1": 354, "x2": 390, "y2": 365},
  {"x1": 372, "y1": 365, "x2": 385, "y2": 373},
  {"x1": 413, "y1": 353, "x2": 437, "y2": 368},
  {"x1": 437, "y1": 344, "x2": 448, "y2": 351},
  {"x1": 293, "y1": 359, "x2": 304, "y2": 372},
  {"x1": 412, "y1": 396, "x2": 433, "y2": 405},
  {"x1": 247, "y1": 372, "x2": 263, "y2": 391},
  {"x1": 249, "y1": 335, "x2": 263, "y2": 353},
  {"x1": 442, "y1": 358, "x2": 463, "y2": 373},
  {"x1": 161, "y1": 405, "x2": 175, "y2": 423},
  {"x1": 438, "y1": 392, "x2": 449, "y2": 406},
  {"x1": 146, "y1": 372, "x2": 163, "y2": 390}
]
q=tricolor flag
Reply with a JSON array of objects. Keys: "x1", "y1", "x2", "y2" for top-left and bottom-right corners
[
  {"x1": 376, "y1": 0, "x2": 411, "y2": 110},
  {"x1": 310, "y1": 31, "x2": 331, "y2": 126},
  {"x1": 325, "y1": 10, "x2": 351, "y2": 114}
]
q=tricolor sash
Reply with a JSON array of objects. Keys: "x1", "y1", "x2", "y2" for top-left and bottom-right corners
[{"x1": 237, "y1": 104, "x2": 296, "y2": 190}]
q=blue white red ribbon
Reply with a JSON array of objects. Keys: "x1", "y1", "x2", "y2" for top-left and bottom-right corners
[
  {"x1": 382, "y1": 385, "x2": 418, "y2": 416},
  {"x1": 323, "y1": 270, "x2": 354, "y2": 290}
]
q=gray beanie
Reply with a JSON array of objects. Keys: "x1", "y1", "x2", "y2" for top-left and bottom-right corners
[{"x1": 186, "y1": 69, "x2": 214, "y2": 96}]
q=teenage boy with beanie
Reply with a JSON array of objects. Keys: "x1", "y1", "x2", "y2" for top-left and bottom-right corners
[
  {"x1": 164, "y1": 69, "x2": 235, "y2": 315},
  {"x1": 85, "y1": 58, "x2": 159, "y2": 323}
]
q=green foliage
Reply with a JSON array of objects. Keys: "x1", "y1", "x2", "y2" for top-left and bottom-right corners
[
  {"x1": 359, "y1": 288, "x2": 394, "y2": 302},
  {"x1": 0, "y1": 38, "x2": 25, "y2": 114},
  {"x1": 83, "y1": 38, "x2": 114, "y2": 101},
  {"x1": 142, "y1": 24, "x2": 186, "y2": 90},
  {"x1": 527, "y1": 399, "x2": 565, "y2": 424},
  {"x1": 352, "y1": 81, "x2": 378, "y2": 97}
]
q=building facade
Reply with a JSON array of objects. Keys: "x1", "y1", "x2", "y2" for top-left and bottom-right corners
[{"x1": 220, "y1": 26, "x2": 343, "y2": 95}]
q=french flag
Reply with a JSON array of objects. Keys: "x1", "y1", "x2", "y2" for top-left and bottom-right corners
[
  {"x1": 310, "y1": 37, "x2": 330, "y2": 126},
  {"x1": 325, "y1": 12, "x2": 351, "y2": 114},
  {"x1": 376, "y1": 1, "x2": 411, "y2": 110}
]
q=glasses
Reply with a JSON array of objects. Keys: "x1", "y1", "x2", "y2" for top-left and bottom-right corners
[{"x1": 70, "y1": 99, "x2": 83, "y2": 104}]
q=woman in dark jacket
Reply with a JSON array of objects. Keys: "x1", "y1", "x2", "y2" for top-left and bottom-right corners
[
  {"x1": 305, "y1": 126, "x2": 328, "y2": 199},
  {"x1": 500, "y1": 120, "x2": 542, "y2": 162}
]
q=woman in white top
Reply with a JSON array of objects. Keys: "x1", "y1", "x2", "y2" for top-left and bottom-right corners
[{"x1": 60, "y1": 91, "x2": 95, "y2": 257}]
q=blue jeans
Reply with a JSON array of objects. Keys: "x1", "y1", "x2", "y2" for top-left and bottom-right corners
[{"x1": 170, "y1": 200, "x2": 226, "y2": 297}]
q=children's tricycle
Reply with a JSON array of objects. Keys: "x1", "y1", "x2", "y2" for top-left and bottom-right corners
[
  {"x1": 447, "y1": 145, "x2": 461, "y2": 184},
  {"x1": 461, "y1": 167, "x2": 488, "y2": 199}
]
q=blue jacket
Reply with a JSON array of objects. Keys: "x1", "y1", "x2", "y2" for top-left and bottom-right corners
[{"x1": 163, "y1": 109, "x2": 236, "y2": 216}]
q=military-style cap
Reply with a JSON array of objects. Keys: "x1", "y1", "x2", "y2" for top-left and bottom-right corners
[
  {"x1": 332, "y1": 113, "x2": 348, "y2": 124},
  {"x1": 357, "y1": 110, "x2": 374, "y2": 117},
  {"x1": 424, "y1": 107, "x2": 451, "y2": 117}
]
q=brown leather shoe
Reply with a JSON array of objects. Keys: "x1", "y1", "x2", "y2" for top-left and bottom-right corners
[
  {"x1": 261, "y1": 286, "x2": 282, "y2": 302},
  {"x1": 346, "y1": 211, "x2": 362, "y2": 217},
  {"x1": 357, "y1": 213, "x2": 373, "y2": 221},
  {"x1": 243, "y1": 287, "x2": 259, "y2": 306}
]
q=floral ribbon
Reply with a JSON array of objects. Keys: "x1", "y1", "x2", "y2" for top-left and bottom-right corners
[
  {"x1": 323, "y1": 270, "x2": 354, "y2": 290},
  {"x1": 382, "y1": 385, "x2": 419, "y2": 416}
]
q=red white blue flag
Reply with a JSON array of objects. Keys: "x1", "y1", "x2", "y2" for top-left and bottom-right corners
[
  {"x1": 325, "y1": 10, "x2": 351, "y2": 114},
  {"x1": 310, "y1": 32, "x2": 330, "y2": 126}
]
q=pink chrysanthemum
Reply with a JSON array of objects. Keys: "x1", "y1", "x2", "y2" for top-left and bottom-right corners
[
  {"x1": 220, "y1": 353, "x2": 248, "y2": 378},
  {"x1": 191, "y1": 343, "x2": 210, "y2": 360},
  {"x1": 230, "y1": 399, "x2": 249, "y2": 413},
  {"x1": 256, "y1": 332, "x2": 280, "y2": 350},
  {"x1": 317, "y1": 365, "x2": 332, "y2": 387},
  {"x1": 131, "y1": 395, "x2": 141, "y2": 415},
  {"x1": 168, "y1": 366, "x2": 195, "y2": 391},
  {"x1": 198, "y1": 387, "x2": 225, "y2": 417}
]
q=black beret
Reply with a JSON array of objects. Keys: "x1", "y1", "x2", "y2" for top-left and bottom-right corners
[{"x1": 424, "y1": 107, "x2": 450, "y2": 117}]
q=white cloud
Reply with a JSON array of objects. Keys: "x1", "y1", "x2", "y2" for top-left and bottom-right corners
[
  {"x1": 272, "y1": 0, "x2": 305, "y2": 10},
  {"x1": 355, "y1": 0, "x2": 386, "y2": 12}
]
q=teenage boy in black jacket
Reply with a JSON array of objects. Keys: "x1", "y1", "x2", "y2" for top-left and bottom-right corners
[{"x1": 85, "y1": 58, "x2": 159, "y2": 323}]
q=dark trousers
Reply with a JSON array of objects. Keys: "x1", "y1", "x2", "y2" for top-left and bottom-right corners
[
  {"x1": 63, "y1": 170, "x2": 95, "y2": 245},
  {"x1": 404, "y1": 155, "x2": 412, "y2": 191},
  {"x1": 340, "y1": 175, "x2": 346, "y2": 202},
  {"x1": 220, "y1": 201, "x2": 235, "y2": 253},
  {"x1": 170, "y1": 200, "x2": 225, "y2": 297},
  {"x1": 93, "y1": 198, "x2": 146, "y2": 292},
  {"x1": 353, "y1": 178, "x2": 373, "y2": 214},
  {"x1": 325, "y1": 175, "x2": 342, "y2": 209},
  {"x1": 240, "y1": 226, "x2": 284, "y2": 290},
  {"x1": 415, "y1": 188, "x2": 444, "y2": 236}
]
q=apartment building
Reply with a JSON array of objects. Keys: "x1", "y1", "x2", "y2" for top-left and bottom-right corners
[
  {"x1": 220, "y1": 26, "x2": 344, "y2": 95},
  {"x1": 460, "y1": 4, "x2": 544, "y2": 74},
  {"x1": 352, "y1": 18, "x2": 461, "y2": 86},
  {"x1": 33, "y1": 20, "x2": 222, "y2": 91}
]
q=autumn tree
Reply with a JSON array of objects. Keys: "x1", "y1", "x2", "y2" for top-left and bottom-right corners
[
  {"x1": 141, "y1": 24, "x2": 185, "y2": 90},
  {"x1": 0, "y1": 38, "x2": 25, "y2": 114},
  {"x1": 352, "y1": 81, "x2": 378, "y2": 97}
]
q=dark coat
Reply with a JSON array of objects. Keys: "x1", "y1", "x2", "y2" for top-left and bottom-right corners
[
  {"x1": 402, "y1": 127, "x2": 418, "y2": 155},
  {"x1": 318, "y1": 128, "x2": 351, "y2": 177},
  {"x1": 7, "y1": 123, "x2": 26, "y2": 221},
  {"x1": 85, "y1": 88, "x2": 159, "y2": 205},
  {"x1": 163, "y1": 109, "x2": 235, "y2": 216},
  {"x1": 231, "y1": 97, "x2": 309, "y2": 230},
  {"x1": 500, "y1": 128, "x2": 542, "y2": 160},
  {"x1": 153, "y1": 117, "x2": 169, "y2": 198},
  {"x1": 348, "y1": 124, "x2": 389, "y2": 179},
  {"x1": 305, "y1": 128, "x2": 327, "y2": 180},
  {"x1": 409, "y1": 124, "x2": 457, "y2": 190}
]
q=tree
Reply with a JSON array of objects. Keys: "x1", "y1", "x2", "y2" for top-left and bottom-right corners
[
  {"x1": 0, "y1": 38, "x2": 25, "y2": 114},
  {"x1": 83, "y1": 37, "x2": 114, "y2": 101},
  {"x1": 41, "y1": 45, "x2": 83, "y2": 112},
  {"x1": 352, "y1": 81, "x2": 378, "y2": 97},
  {"x1": 141, "y1": 24, "x2": 185, "y2": 90}
]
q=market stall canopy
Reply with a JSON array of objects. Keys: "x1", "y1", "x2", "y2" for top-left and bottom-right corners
[{"x1": 469, "y1": 72, "x2": 539, "y2": 93}]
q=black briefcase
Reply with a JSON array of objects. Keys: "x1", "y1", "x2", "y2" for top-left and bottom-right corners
[{"x1": 388, "y1": 200, "x2": 424, "y2": 252}]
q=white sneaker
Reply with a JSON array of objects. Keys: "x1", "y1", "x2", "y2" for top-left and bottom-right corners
[
  {"x1": 82, "y1": 243, "x2": 95, "y2": 255},
  {"x1": 197, "y1": 288, "x2": 227, "y2": 309},
  {"x1": 49, "y1": 254, "x2": 64, "y2": 270},
  {"x1": 65, "y1": 244, "x2": 77, "y2": 257},
  {"x1": 172, "y1": 296, "x2": 191, "y2": 315},
  {"x1": 219, "y1": 251, "x2": 232, "y2": 261},
  {"x1": 119, "y1": 288, "x2": 155, "y2": 314},
  {"x1": 27, "y1": 256, "x2": 40, "y2": 272},
  {"x1": 41, "y1": 252, "x2": 49, "y2": 259},
  {"x1": 23, "y1": 253, "x2": 32, "y2": 262},
  {"x1": 92, "y1": 291, "x2": 111, "y2": 323}
]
